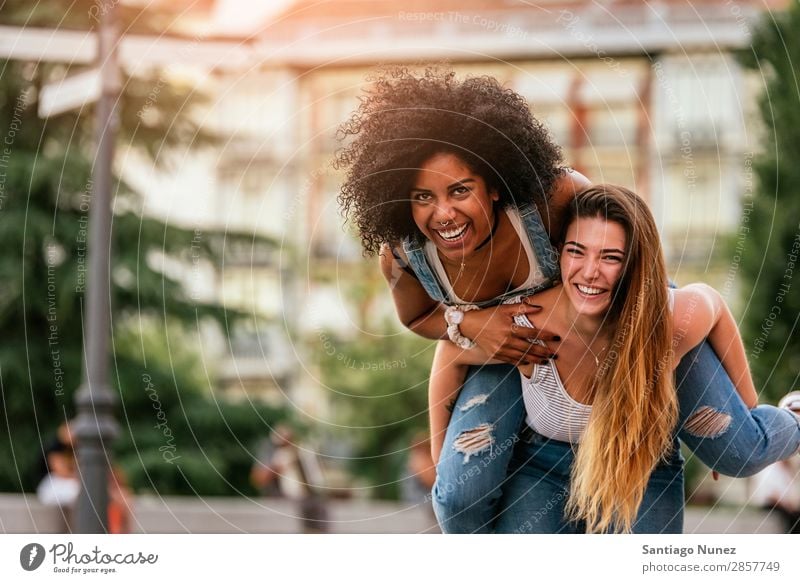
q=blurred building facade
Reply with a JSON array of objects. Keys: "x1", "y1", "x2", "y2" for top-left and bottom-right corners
[
  {"x1": 134, "y1": 0, "x2": 787, "y2": 410},
  {"x1": 1, "y1": 0, "x2": 785, "y2": 411},
  {"x1": 190, "y1": 0, "x2": 780, "y2": 410}
]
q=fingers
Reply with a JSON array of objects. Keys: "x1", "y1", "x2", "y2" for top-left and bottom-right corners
[
  {"x1": 513, "y1": 325, "x2": 561, "y2": 344},
  {"x1": 505, "y1": 335, "x2": 553, "y2": 359},
  {"x1": 491, "y1": 345, "x2": 533, "y2": 366},
  {"x1": 496, "y1": 340, "x2": 557, "y2": 366},
  {"x1": 522, "y1": 344, "x2": 556, "y2": 360},
  {"x1": 495, "y1": 351, "x2": 543, "y2": 367},
  {"x1": 521, "y1": 296, "x2": 542, "y2": 308},
  {"x1": 511, "y1": 301, "x2": 542, "y2": 317},
  {"x1": 505, "y1": 303, "x2": 561, "y2": 343}
]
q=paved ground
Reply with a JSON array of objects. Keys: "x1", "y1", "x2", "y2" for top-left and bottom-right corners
[
  {"x1": 683, "y1": 506, "x2": 784, "y2": 534},
  {"x1": 1, "y1": 494, "x2": 789, "y2": 533}
]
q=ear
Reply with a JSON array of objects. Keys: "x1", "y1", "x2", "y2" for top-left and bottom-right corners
[{"x1": 490, "y1": 189, "x2": 500, "y2": 202}]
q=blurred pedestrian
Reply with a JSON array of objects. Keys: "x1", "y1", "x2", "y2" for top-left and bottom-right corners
[
  {"x1": 750, "y1": 458, "x2": 800, "y2": 533},
  {"x1": 107, "y1": 465, "x2": 133, "y2": 534},
  {"x1": 36, "y1": 420, "x2": 132, "y2": 533},
  {"x1": 36, "y1": 421, "x2": 79, "y2": 530},
  {"x1": 251, "y1": 424, "x2": 329, "y2": 533}
]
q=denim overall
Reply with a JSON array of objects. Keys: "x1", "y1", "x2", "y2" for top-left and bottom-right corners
[{"x1": 401, "y1": 203, "x2": 559, "y2": 307}]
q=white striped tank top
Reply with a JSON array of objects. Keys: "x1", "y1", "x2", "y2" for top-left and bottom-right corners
[
  {"x1": 520, "y1": 362, "x2": 592, "y2": 444},
  {"x1": 513, "y1": 289, "x2": 675, "y2": 444}
]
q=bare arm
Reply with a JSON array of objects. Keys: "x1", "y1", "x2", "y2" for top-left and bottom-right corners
[
  {"x1": 428, "y1": 341, "x2": 504, "y2": 464},
  {"x1": 671, "y1": 284, "x2": 758, "y2": 408},
  {"x1": 378, "y1": 244, "x2": 558, "y2": 364}
]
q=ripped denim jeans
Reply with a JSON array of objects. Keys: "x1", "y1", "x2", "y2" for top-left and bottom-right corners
[
  {"x1": 431, "y1": 341, "x2": 800, "y2": 533},
  {"x1": 493, "y1": 431, "x2": 684, "y2": 534}
]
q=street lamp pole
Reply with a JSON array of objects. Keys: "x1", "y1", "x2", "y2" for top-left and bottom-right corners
[{"x1": 74, "y1": 0, "x2": 120, "y2": 533}]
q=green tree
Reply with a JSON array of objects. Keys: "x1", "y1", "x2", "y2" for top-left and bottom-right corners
[
  {"x1": 737, "y1": 2, "x2": 800, "y2": 402},
  {"x1": 317, "y1": 319, "x2": 434, "y2": 499},
  {"x1": 0, "y1": 2, "x2": 287, "y2": 495}
]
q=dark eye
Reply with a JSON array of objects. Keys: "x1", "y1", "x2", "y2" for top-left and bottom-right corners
[
  {"x1": 412, "y1": 192, "x2": 432, "y2": 203},
  {"x1": 565, "y1": 247, "x2": 582, "y2": 255},
  {"x1": 603, "y1": 255, "x2": 622, "y2": 263},
  {"x1": 452, "y1": 186, "x2": 470, "y2": 196}
]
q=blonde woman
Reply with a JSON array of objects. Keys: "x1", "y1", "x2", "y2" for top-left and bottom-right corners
[{"x1": 430, "y1": 185, "x2": 800, "y2": 533}]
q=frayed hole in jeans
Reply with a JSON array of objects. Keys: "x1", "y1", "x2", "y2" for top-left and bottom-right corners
[
  {"x1": 458, "y1": 394, "x2": 489, "y2": 412},
  {"x1": 684, "y1": 406, "x2": 732, "y2": 438},
  {"x1": 452, "y1": 423, "x2": 495, "y2": 464}
]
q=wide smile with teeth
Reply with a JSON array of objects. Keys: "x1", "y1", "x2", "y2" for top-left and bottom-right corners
[
  {"x1": 436, "y1": 224, "x2": 468, "y2": 241},
  {"x1": 576, "y1": 284, "x2": 605, "y2": 296}
]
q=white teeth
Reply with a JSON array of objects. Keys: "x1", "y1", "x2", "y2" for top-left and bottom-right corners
[
  {"x1": 438, "y1": 224, "x2": 467, "y2": 240},
  {"x1": 577, "y1": 284, "x2": 604, "y2": 296}
]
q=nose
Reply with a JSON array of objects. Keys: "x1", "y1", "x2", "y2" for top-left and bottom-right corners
[
  {"x1": 433, "y1": 201, "x2": 457, "y2": 225},
  {"x1": 581, "y1": 258, "x2": 600, "y2": 280}
]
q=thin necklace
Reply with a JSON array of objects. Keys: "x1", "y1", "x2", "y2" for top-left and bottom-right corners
[
  {"x1": 573, "y1": 331, "x2": 608, "y2": 367},
  {"x1": 445, "y1": 212, "x2": 501, "y2": 282},
  {"x1": 455, "y1": 260, "x2": 466, "y2": 282}
]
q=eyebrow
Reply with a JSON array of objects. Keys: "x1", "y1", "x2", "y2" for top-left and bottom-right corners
[
  {"x1": 564, "y1": 241, "x2": 626, "y2": 254},
  {"x1": 410, "y1": 178, "x2": 477, "y2": 192}
]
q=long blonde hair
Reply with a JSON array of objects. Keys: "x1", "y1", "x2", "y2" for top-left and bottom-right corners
[{"x1": 562, "y1": 185, "x2": 677, "y2": 533}]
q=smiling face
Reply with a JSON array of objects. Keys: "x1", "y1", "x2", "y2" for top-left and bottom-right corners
[
  {"x1": 409, "y1": 152, "x2": 499, "y2": 262},
  {"x1": 560, "y1": 216, "x2": 628, "y2": 319}
]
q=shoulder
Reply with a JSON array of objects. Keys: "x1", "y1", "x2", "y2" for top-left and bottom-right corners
[
  {"x1": 379, "y1": 243, "x2": 419, "y2": 282},
  {"x1": 671, "y1": 284, "x2": 719, "y2": 320},
  {"x1": 551, "y1": 169, "x2": 591, "y2": 201},
  {"x1": 379, "y1": 242, "x2": 403, "y2": 272},
  {"x1": 380, "y1": 243, "x2": 408, "y2": 262},
  {"x1": 540, "y1": 169, "x2": 591, "y2": 238},
  {"x1": 670, "y1": 284, "x2": 721, "y2": 359}
]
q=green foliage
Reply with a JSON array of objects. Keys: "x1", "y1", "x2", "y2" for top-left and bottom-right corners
[
  {"x1": 736, "y1": 3, "x2": 800, "y2": 402},
  {"x1": 317, "y1": 326, "x2": 434, "y2": 499},
  {"x1": 110, "y1": 324, "x2": 288, "y2": 497},
  {"x1": 0, "y1": 7, "x2": 286, "y2": 495}
]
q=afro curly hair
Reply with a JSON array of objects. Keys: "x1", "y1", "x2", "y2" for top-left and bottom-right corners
[{"x1": 334, "y1": 66, "x2": 565, "y2": 256}]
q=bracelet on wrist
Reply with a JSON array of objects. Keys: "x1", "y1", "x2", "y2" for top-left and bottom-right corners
[{"x1": 444, "y1": 305, "x2": 478, "y2": 349}]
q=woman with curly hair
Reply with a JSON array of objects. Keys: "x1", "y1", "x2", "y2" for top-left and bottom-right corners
[{"x1": 335, "y1": 68, "x2": 800, "y2": 533}]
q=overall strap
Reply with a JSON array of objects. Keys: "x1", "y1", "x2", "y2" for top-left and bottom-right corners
[
  {"x1": 517, "y1": 203, "x2": 560, "y2": 284},
  {"x1": 401, "y1": 236, "x2": 449, "y2": 304}
]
